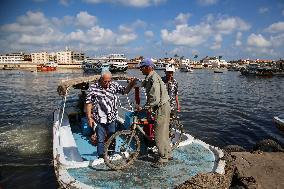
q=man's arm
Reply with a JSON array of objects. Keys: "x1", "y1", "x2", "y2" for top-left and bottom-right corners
[
  {"x1": 85, "y1": 103, "x2": 95, "y2": 128},
  {"x1": 124, "y1": 78, "x2": 137, "y2": 94}
]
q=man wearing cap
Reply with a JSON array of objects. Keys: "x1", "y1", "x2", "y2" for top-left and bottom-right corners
[
  {"x1": 162, "y1": 64, "x2": 181, "y2": 113},
  {"x1": 138, "y1": 58, "x2": 172, "y2": 168}
]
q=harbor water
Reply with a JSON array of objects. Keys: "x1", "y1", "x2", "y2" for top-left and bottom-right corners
[{"x1": 0, "y1": 69, "x2": 283, "y2": 188}]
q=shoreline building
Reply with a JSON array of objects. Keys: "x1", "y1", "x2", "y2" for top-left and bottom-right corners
[
  {"x1": 31, "y1": 52, "x2": 49, "y2": 64},
  {"x1": 0, "y1": 52, "x2": 24, "y2": 64},
  {"x1": 56, "y1": 48, "x2": 85, "y2": 65}
]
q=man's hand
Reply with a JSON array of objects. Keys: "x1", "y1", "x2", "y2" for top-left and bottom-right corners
[
  {"x1": 87, "y1": 117, "x2": 95, "y2": 128},
  {"x1": 135, "y1": 104, "x2": 142, "y2": 111}
]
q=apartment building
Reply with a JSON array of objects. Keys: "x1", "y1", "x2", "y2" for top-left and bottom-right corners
[
  {"x1": 56, "y1": 50, "x2": 85, "y2": 64},
  {"x1": 31, "y1": 52, "x2": 49, "y2": 64},
  {"x1": 0, "y1": 52, "x2": 24, "y2": 64}
]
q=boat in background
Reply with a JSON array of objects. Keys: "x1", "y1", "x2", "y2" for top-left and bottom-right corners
[
  {"x1": 106, "y1": 54, "x2": 128, "y2": 72},
  {"x1": 37, "y1": 62, "x2": 57, "y2": 72},
  {"x1": 180, "y1": 63, "x2": 193, "y2": 72},
  {"x1": 154, "y1": 61, "x2": 169, "y2": 70},
  {"x1": 213, "y1": 68, "x2": 223, "y2": 73},
  {"x1": 83, "y1": 54, "x2": 128, "y2": 73},
  {"x1": 274, "y1": 114, "x2": 284, "y2": 131},
  {"x1": 82, "y1": 59, "x2": 109, "y2": 73}
]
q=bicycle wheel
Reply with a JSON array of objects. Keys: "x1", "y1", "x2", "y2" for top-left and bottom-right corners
[
  {"x1": 104, "y1": 130, "x2": 140, "y2": 170},
  {"x1": 169, "y1": 118, "x2": 184, "y2": 149}
]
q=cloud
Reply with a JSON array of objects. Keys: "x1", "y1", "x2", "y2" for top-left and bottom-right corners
[
  {"x1": 83, "y1": 0, "x2": 167, "y2": 7},
  {"x1": 247, "y1": 33, "x2": 271, "y2": 47},
  {"x1": 145, "y1": 30, "x2": 154, "y2": 37},
  {"x1": 119, "y1": 19, "x2": 147, "y2": 33},
  {"x1": 161, "y1": 15, "x2": 250, "y2": 47},
  {"x1": 210, "y1": 34, "x2": 222, "y2": 50},
  {"x1": 197, "y1": 0, "x2": 218, "y2": 6},
  {"x1": 174, "y1": 13, "x2": 191, "y2": 25},
  {"x1": 161, "y1": 24, "x2": 212, "y2": 46},
  {"x1": 270, "y1": 33, "x2": 284, "y2": 47},
  {"x1": 214, "y1": 17, "x2": 251, "y2": 34},
  {"x1": 0, "y1": 10, "x2": 137, "y2": 52},
  {"x1": 59, "y1": 0, "x2": 72, "y2": 6},
  {"x1": 235, "y1": 32, "x2": 242, "y2": 46},
  {"x1": 75, "y1": 11, "x2": 97, "y2": 28},
  {"x1": 258, "y1": 7, "x2": 269, "y2": 14},
  {"x1": 265, "y1": 21, "x2": 284, "y2": 33}
]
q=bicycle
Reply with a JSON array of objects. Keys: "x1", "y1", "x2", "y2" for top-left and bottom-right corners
[{"x1": 103, "y1": 109, "x2": 184, "y2": 170}]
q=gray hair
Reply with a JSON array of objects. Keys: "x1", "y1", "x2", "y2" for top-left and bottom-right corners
[{"x1": 101, "y1": 70, "x2": 112, "y2": 78}]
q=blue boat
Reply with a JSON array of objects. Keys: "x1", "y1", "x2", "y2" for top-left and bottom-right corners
[{"x1": 54, "y1": 76, "x2": 225, "y2": 188}]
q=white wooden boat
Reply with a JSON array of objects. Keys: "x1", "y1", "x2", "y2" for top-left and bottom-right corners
[
  {"x1": 53, "y1": 76, "x2": 225, "y2": 188},
  {"x1": 180, "y1": 63, "x2": 193, "y2": 72},
  {"x1": 273, "y1": 114, "x2": 284, "y2": 131}
]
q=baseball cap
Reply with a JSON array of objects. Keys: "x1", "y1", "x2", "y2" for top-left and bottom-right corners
[
  {"x1": 139, "y1": 58, "x2": 155, "y2": 68},
  {"x1": 165, "y1": 64, "x2": 175, "y2": 72}
]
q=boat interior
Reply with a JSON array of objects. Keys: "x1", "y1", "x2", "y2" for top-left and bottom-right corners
[{"x1": 53, "y1": 79, "x2": 225, "y2": 188}]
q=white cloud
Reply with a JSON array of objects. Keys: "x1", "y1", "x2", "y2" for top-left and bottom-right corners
[
  {"x1": 75, "y1": 11, "x2": 97, "y2": 28},
  {"x1": 174, "y1": 13, "x2": 191, "y2": 25},
  {"x1": 161, "y1": 24, "x2": 211, "y2": 46},
  {"x1": 214, "y1": 17, "x2": 251, "y2": 34},
  {"x1": 116, "y1": 33, "x2": 137, "y2": 45},
  {"x1": 0, "y1": 10, "x2": 137, "y2": 52},
  {"x1": 235, "y1": 32, "x2": 242, "y2": 46},
  {"x1": 145, "y1": 30, "x2": 154, "y2": 37},
  {"x1": 59, "y1": 0, "x2": 72, "y2": 6},
  {"x1": 161, "y1": 15, "x2": 250, "y2": 47},
  {"x1": 270, "y1": 33, "x2": 284, "y2": 47},
  {"x1": 265, "y1": 21, "x2": 284, "y2": 33},
  {"x1": 197, "y1": 0, "x2": 218, "y2": 6},
  {"x1": 210, "y1": 34, "x2": 222, "y2": 50},
  {"x1": 258, "y1": 7, "x2": 269, "y2": 14},
  {"x1": 83, "y1": 0, "x2": 167, "y2": 7},
  {"x1": 247, "y1": 33, "x2": 271, "y2": 47},
  {"x1": 17, "y1": 11, "x2": 48, "y2": 26}
]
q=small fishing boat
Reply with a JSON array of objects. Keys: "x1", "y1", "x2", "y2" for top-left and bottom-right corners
[
  {"x1": 273, "y1": 114, "x2": 284, "y2": 131},
  {"x1": 213, "y1": 68, "x2": 223, "y2": 73},
  {"x1": 180, "y1": 63, "x2": 193, "y2": 72},
  {"x1": 53, "y1": 76, "x2": 225, "y2": 188},
  {"x1": 37, "y1": 62, "x2": 57, "y2": 72}
]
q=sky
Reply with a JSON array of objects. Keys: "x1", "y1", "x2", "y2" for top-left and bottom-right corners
[{"x1": 0, "y1": 0, "x2": 284, "y2": 60}]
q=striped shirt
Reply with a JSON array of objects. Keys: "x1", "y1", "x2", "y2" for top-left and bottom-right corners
[
  {"x1": 85, "y1": 81, "x2": 125, "y2": 124},
  {"x1": 162, "y1": 76, "x2": 178, "y2": 110}
]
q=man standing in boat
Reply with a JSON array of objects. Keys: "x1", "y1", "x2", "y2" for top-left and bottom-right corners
[
  {"x1": 85, "y1": 71, "x2": 135, "y2": 158},
  {"x1": 138, "y1": 58, "x2": 172, "y2": 168},
  {"x1": 162, "y1": 64, "x2": 181, "y2": 114}
]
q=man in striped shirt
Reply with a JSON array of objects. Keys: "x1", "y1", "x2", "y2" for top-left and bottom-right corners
[{"x1": 85, "y1": 71, "x2": 135, "y2": 158}]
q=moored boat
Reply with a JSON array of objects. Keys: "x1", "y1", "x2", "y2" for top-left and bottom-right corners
[
  {"x1": 53, "y1": 76, "x2": 225, "y2": 188},
  {"x1": 179, "y1": 63, "x2": 193, "y2": 72},
  {"x1": 37, "y1": 62, "x2": 57, "y2": 72},
  {"x1": 82, "y1": 59, "x2": 109, "y2": 73},
  {"x1": 106, "y1": 54, "x2": 128, "y2": 72},
  {"x1": 273, "y1": 114, "x2": 284, "y2": 131}
]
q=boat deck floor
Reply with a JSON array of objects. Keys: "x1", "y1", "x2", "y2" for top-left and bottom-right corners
[{"x1": 67, "y1": 141, "x2": 217, "y2": 188}]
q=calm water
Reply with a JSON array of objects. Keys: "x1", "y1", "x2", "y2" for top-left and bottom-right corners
[{"x1": 0, "y1": 69, "x2": 283, "y2": 188}]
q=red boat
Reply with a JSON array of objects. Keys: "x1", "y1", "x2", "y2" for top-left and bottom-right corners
[{"x1": 37, "y1": 62, "x2": 57, "y2": 72}]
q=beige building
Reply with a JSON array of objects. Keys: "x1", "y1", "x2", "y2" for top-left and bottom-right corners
[
  {"x1": 56, "y1": 50, "x2": 85, "y2": 64},
  {"x1": 31, "y1": 52, "x2": 49, "y2": 64}
]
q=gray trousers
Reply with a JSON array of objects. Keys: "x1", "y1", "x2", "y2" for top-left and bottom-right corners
[{"x1": 154, "y1": 101, "x2": 172, "y2": 162}]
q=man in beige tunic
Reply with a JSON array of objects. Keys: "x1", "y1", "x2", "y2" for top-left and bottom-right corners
[{"x1": 138, "y1": 58, "x2": 172, "y2": 168}]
